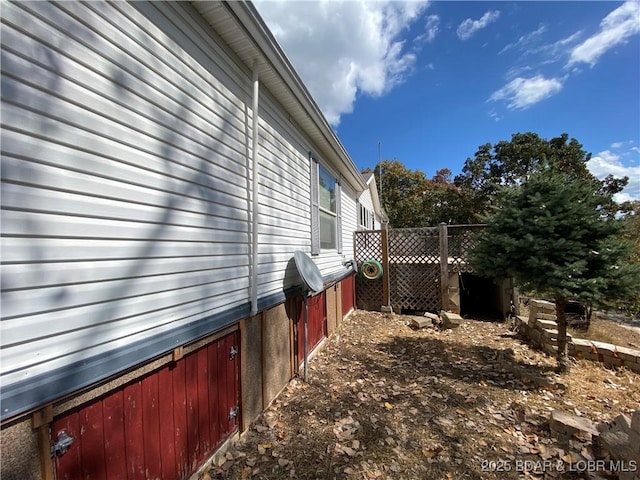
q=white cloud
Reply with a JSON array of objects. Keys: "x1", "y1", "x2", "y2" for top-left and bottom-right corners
[
  {"x1": 504, "y1": 64, "x2": 533, "y2": 81},
  {"x1": 416, "y1": 14, "x2": 440, "y2": 43},
  {"x1": 456, "y1": 10, "x2": 500, "y2": 41},
  {"x1": 488, "y1": 110, "x2": 502, "y2": 122},
  {"x1": 568, "y1": 1, "x2": 640, "y2": 67},
  {"x1": 489, "y1": 75, "x2": 563, "y2": 110},
  {"x1": 253, "y1": 0, "x2": 429, "y2": 126},
  {"x1": 587, "y1": 150, "x2": 640, "y2": 202},
  {"x1": 502, "y1": 29, "x2": 584, "y2": 76},
  {"x1": 499, "y1": 25, "x2": 547, "y2": 55},
  {"x1": 492, "y1": 1, "x2": 639, "y2": 112},
  {"x1": 537, "y1": 31, "x2": 584, "y2": 63}
]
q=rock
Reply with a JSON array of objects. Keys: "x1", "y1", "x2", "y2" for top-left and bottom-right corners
[
  {"x1": 409, "y1": 316, "x2": 433, "y2": 329},
  {"x1": 529, "y1": 329, "x2": 542, "y2": 345},
  {"x1": 597, "y1": 411, "x2": 640, "y2": 464},
  {"x1": 631, "y1": 410, "x2": 640, "y2": 434},
  {"x1": 440, "y1": 311, "x2": 462, "y2": 329},
  {"x1": 599, "y1": 430, "x2": 638, "y2": 462},
  {"x1": 597, "y1": 414, "x2": 632, "y2": 435},
  {"x1": 550, "y1": 410, "x2": 598, "y2": 445},
  {"x1": 535, "y1": 319, "x2": 557, "y2": 330},
  {"x1": 424, "y1": 312, "x2": 440, "y2": 322}
]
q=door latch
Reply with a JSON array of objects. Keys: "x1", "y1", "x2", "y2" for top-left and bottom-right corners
[
  {"x1": 229, "y1": 345, "x2": 238, "y2": 360},
  {"x1": 228, "y1": 406, "x2": 240, "y2": 421},
  {"x1": 51, "y1": 430, "x2": 74, "y2": 457}
]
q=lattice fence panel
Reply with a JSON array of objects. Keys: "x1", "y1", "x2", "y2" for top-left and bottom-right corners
[
  {"x1": 353, "y1": 225, "x2": 487, "y2": 313},
  {"x1": 447, "y1": 225, "x2": 485, "y2": 273},
  {"x1": 354, "y1": 230, "x2": 383, "y2": 311},
  {"x1": 389, "y1": 228, "x2": 440, "y2": 312}
]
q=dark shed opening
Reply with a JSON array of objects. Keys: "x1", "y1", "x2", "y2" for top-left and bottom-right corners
[{"x1": 459, "y1": 273, "x2": 503, "y2": 319}]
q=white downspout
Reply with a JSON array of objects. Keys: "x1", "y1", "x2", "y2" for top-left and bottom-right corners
[{"x1": 250, "y1": 61, "x2": 260, "y2": 316}]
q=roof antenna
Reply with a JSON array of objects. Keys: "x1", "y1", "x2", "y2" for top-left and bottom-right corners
[{"x1": 378, "y1": 141, "x2": 382, "y2": 206}]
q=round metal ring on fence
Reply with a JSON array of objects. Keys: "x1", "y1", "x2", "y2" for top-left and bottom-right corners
[{"x1": 360, "y1": 259, "x2": 383, "y2": 280}]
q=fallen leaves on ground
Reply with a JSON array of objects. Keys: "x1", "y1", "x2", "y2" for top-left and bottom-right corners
[{"x1": 208, "y1": 311, "x2": 640, "y2": 479}]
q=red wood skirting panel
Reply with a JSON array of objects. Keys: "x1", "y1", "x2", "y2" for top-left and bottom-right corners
[
  {"x1": 341, "y1": 274, "x2": 355, "y2": 316},
  {"x1": 52, "y1": 330, "x2": 239, "y2": 480},
  {"x1": 297, "y1": 292, "x2": 327, "y2": 364}
]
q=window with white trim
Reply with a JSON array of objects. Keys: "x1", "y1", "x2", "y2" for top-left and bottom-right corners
[
  {"x1": 319, "y1": 164, "x2": 337, "y2": 249},
  {"x1": 358, "y1": 203, "x2": 374, "y2": 230},
  {"x1": 310, "y1": 157, "x2": 342, "y2": 255}
]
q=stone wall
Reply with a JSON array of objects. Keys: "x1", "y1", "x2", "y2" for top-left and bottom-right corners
[
  {"x1": 516, "y1": 299, "x2": 640, "y2": 373},
  {"x1": 569, "y1": 339, "x2": 640, "y2": 373},
  {"x1": 517, "y1": 299, "x2": 571, "y2": 356}
]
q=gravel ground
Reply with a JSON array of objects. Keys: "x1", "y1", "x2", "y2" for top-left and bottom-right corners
[{"x1": 205, "y1": 310, "x2": 640, "y2": 480}]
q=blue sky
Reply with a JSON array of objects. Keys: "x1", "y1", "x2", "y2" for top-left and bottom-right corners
[{"x1": 254, "y1": 1, "x2": 640, "y2": 202}]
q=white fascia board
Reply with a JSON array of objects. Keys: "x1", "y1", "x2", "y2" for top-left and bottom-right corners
[{"x1": 365, "y1": 173, "x2": 387, "y2": 221}]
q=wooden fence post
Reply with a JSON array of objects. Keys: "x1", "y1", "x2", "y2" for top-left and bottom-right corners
[
  {"x1": 381, "y1": 228, "x2": 391, "y2": 310},
  {"x1": 33, "y1": 405, "x2": 54, "y2": 480},
  {"x1": 439, "y1": 223, "x2": 449, "y2": 312}
]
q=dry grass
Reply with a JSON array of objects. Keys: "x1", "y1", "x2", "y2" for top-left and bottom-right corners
[
  {"x1": 207, "y1": 311, "x2": 639, "y2": 480},
  {"x1": 569, "y1": 316, "x2": 640, "y2": 350}
]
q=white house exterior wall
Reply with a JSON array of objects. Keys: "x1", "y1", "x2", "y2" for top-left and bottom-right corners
[
  {"x1": 358, "y1": 185, "x2": 384, "y2": 230},
  {"x1": 0, "y1": 0, "x2": 363, "y2": 421},
  {"x1": 255, "y1": 94, "x2": 357, "y2": 290},
  {"x1": 254, "y1": 101, "x2": 311, "y2": 301},
  {"x1": 359, "y1": 191, "x2": 375, "y2": 224},
  {"x1": 341, "y1": 182, "x2": 359, "y2": 261},
  {"x1": 0, "y1": 1, "x2": 256, "y2": 419}
]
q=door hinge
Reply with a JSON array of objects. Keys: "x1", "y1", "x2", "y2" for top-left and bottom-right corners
[
  {"x1": 228, "y1": 406, "x2": 240, "y2": 421},
  {"x1": 51, "y1": 430, "x2": 74, "y2": 457},
  {"x1": 229, "y1": 345, "x2": 238, "y2": 360}
]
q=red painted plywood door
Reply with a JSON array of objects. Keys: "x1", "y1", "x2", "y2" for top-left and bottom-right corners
[
  {"x1": 341, "y1": 274, "x2": 355, "y2": 316},
  {"x1": 52, "y1": 330, "x2": 240, "y2": 480},
  {"x1": 297, "y1": 292, "x2": 327, "y2": 364}
]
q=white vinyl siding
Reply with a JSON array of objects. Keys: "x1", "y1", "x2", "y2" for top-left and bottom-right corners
[
  {"x1": 358, "y1": 183, "x2": 381, "y2": 230},
  {"x1": 1, "y1": 1, "x2": 252, "y2": 398},
  {"x1": 252, "y1": 99, "x2": 312, "y2": 301},
  {"x1": 341, "y1": 183, "x2": 358, "y2": 260},
  {"x1": 252, "y1": 102, "x2": 357, "y2": 290},
  {"x1": 358, "y1": 191, "x2": 375, "y2": 220}
]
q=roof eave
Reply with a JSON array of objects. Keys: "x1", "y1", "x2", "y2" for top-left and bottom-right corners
[{"x1": 191, "y1": 0, "x2": 366, "y2": 192}]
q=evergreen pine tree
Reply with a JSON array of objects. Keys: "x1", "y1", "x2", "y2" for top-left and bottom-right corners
[{"x1": 471, "y1": 168, "x2": 639, "y2": 372}]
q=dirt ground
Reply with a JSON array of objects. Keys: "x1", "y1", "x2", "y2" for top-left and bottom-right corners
[{"x1": 207, "y1": 310, "x2": 640, "y2": 480}]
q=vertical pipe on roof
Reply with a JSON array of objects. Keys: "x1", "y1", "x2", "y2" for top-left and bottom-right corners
[{"x1": 250, "y1": 61, "x2": 260, "y2": 316}]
